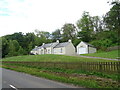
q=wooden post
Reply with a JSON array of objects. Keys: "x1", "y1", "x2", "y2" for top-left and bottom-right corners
[{"x1": 99, "y1": 62, "x2": 102, "y2": 72}]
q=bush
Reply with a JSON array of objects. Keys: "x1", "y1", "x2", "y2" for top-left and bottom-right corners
[{"x1": 90, "y1": 39, "x2": 113, "y2": 51}]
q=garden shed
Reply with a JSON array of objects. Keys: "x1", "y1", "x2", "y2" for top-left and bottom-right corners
[{"x1": 77, "y1": 41, "x2": 97, "y2": 54}]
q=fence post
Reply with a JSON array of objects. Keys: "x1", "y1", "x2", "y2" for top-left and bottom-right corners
[
  {"x1": 53, "y1": 62, "x2": 55, "y2": 68},
  {"x1": 99, "y1": 62, "x2": 102, "y2": 72},
  {"x1": 65, "y1": 62, "x2": 68, "y2": 69}
]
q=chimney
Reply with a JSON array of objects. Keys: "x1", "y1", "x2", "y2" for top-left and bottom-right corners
[
  {"x1": 68, "y1": 39, "x2": 72, "y2": 43},
  {"x1": 56, "y1": 40, "x2": 59, "y2": 43},
  {"x1": 35, "y1": 46, "x2": 38, "y2": 48},
  {"x1": 42, "y1": 43, "x2": 45, "y2": 46}
]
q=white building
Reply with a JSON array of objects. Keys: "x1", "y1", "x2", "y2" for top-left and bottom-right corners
[
  {"x1": 30, "y1": 40, "x2": 75, "y2": 55},
  {"x1": 53, "y1": 40, "x2": 75, "y2": 55},
  {"x1": 77, "y1": 41, "x2": 97, "y2": 54}
]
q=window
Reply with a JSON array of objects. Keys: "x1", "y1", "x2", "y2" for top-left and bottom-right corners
[
  {"x1": 60, "y1": 48, "x2": 62, "y2": 53},
  {"x1": 80, "y1": 45, "x2": 83, "y2": 47},
  {"x1": 48, "y1": 49, "x2": 50, "y2": 54}
]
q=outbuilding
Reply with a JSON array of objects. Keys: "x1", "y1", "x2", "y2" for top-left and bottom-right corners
[{"x1": 77, "y1": 41, "x2": 97, "y2": 54}]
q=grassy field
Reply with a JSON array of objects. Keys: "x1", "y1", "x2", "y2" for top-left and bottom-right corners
[
  {"x1": 2, "y1": 54, "x2": 117, "y2": 62},
  {"x1": 81, "y1": 50, "x2": 119, "y2": 59},
  {"x1": 2, "y1": 54, "x2": 119, "y2": 88}
]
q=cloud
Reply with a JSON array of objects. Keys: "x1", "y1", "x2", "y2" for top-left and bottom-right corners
[
  {"x1": 0, "y1": 0, "x2": 111, "y2": 36},
  {"x1": 0, "y1": 0, "x2": 10, "y2": 16},
  {"x1": 0, "y1": 0, "x2": 30, "y2": 17}
]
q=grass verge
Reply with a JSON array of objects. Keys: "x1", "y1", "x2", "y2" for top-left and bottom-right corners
[{"x1": 2, "y1": 64, "x2": 120, "y2": 89}]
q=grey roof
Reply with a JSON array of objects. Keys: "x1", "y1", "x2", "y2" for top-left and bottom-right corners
[
  {"x1": 31, "y1": 47, "x2": 38, "y2": 51},
  {"x1": 32, "y1": 41, "x2": 70, "y2": 51},
  {"x1": 82, "y1": 41, "x2": 94, "y2": 47},
  {"x1": 54, "y1": 42, "x2": 69, "y2": 48},
  {"x1": 38, "y1": 42, "x2": 59, "y2": 49},
  {"x1": 38, "y1": 46, "x2": 43, "y2": 49}
]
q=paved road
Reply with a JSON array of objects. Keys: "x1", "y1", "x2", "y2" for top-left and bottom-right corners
[{"x1": 2, "y1": 68, "x2": 81, "y2": 89}]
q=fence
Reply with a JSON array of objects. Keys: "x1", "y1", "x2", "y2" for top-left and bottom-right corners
[{"x1": 3, "y1": 61, "x2": 120, "y2": 74}]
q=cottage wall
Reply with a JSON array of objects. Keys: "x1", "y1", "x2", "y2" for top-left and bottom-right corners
[
  {"x1": 46, "y1": 47, "x2": 52, "y2": 54},
  {"x1": 53, "y1": 47, "x2": 65, "y2": 54},
  {"x1": 77, "y1": 42, "x2": 88, "y2": 54},
  {"x1": 66, "y1": 43, "x2": 75, "y2": 55},
  {"x1": 88, "y1": 47, "x2": 97, "y2": 53}
]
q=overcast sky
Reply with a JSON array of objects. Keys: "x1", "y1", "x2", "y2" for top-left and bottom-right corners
[{"x1": 0, "y1": 0, "x2": 112, "y2": 36}]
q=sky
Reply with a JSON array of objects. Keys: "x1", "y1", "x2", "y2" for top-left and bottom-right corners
[{"x1": 0, "y1": 0, "x2": 112, "y2": 36}]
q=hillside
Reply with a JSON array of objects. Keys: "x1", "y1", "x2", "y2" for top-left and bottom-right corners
[{"x1": 2, "y1": 54, "x2": 116, "y2": 62}]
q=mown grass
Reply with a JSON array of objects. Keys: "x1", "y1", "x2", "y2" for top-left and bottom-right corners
[
  {"x1": 2, "y1": 64, "x2": 119, "y2": 89},
  {"x1": 2, "y1": 54, "x2": 117, "y2": 62},
  {"x1": 2, "y1": 55, "x2": 119, "y2": 88},
  {"x1": 82, "y1": 50, "x2": 119, "y2": 59}
]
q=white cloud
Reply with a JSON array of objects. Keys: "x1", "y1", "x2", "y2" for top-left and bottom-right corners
[{"x1": 0, "y1": 0, "x2": 111, "y2": 36}]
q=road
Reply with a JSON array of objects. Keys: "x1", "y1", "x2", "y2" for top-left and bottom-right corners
[{"x1": 2, "y1": 68, "x2": 82, "y2": 89}]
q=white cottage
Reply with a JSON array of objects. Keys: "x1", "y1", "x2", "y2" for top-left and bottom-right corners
[
  {"x1": 77, "y1": 41, "x2": 96, "y2": 54},
  {"x1": 30, "y1": 40, "x2": 75, "y2": 55},
  {"x1": 30, "y1": 46, "x2": 39, "y2": 55},
  {"x1": 38, "y1": 41, "x2": 59, "y2": 54},
  {"x1": 53, "y1": 40, "x2": 75, "y2": 55}
]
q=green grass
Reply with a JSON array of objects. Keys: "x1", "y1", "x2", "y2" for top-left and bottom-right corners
[
  {"x1": 81, "y1": 50, "x2": 119, "y2": 59},
  {"x1": 2, "y1": 54, "x2": 119, "y2": 88},
  {"x1": 2, "y1": 54, "x2": 117, "y2": 62},
  {"x1": 3, "y1": 64, "x2": 119, "y2": 88},
  {"x1": 3, "y1": 62, "x2": 119, "y2": 81}
]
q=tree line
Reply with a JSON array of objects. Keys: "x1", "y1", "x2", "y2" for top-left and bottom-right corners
[{"x1": 1, "y1": 1, "x2": 120, "y2": 58}]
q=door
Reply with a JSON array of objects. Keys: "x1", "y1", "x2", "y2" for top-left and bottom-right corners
[{"x1": 78, "y1": 47, "x2": 87, "y2": 54}]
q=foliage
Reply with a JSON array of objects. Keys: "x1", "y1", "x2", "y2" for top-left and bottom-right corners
[
  {"x1": 2, "y1": 32, "x2": 52, "y2": 58},
  {"x1": 104, "y1": 1, "x2": 120, "y2": 31},
  {"x1": 76, "y1": 12, "x2": 95, "y2": 42},
  {"x1": 51, "y1": 29, "x2": 62, "y2": 41},
  {"x1": 2, "y1": 37, "x2": 9, "y2": 57},
  {"x1": 61, "y1": 23, "x2": 77, "y2": 41}
]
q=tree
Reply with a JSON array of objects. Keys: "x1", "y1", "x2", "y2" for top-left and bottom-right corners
[
  {"x1": 2, "y1": 37, "x2": 9, "y2": 58},
  {"x1": 7, "y1": 40, "x2": 21, "y2": 57},
  {"x1": 7, "y1": 40, "x2": 16, "y2": 57},
  {"x1": 61, "y1": 23, "x2": 77, "y2": 41},
  {"x1": 18, "y1": 46, "x2": 25, "y2": 55},
  {"x1": 92, "y1": 16, "x2": 103, "y2": 33},
  {"x1": 13, "y1": 40, "x2": 20, "y2": 52},
  {"x1": 0, "y1": 37, "x2": 2, "y2": 58},
  {"x1": 104, "y1": 1, "x2": 120, "y2": 31},
  {"x1": 51, "y1": 29, "x2": 61, "y2": 41},
  {"x1": 28, "y1": 42, "x2": 34, "y2": 53},
  {"x1": 76, "y1": 11, "x2": 94, "y2": 42},
  {"x1": 35, "y1": 29, "x2": 50, "y2": 39}
]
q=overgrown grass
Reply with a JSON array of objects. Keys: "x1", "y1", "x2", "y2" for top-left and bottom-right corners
[
  {"x1": 2, "y1": 54, "x2": 117, "y2": 62},
  {"x1": 82, "y1": 50, "x2": 119, "y2": 59}
]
